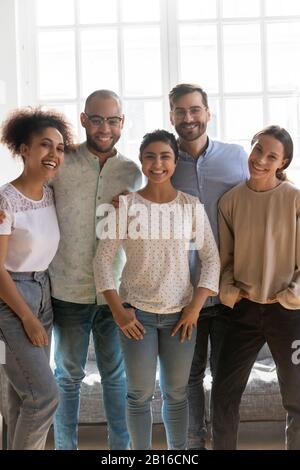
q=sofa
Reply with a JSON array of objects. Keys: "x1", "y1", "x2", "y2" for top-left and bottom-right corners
[{"x1": 0, "y1": 340, "x2": 286, "y2": 449}]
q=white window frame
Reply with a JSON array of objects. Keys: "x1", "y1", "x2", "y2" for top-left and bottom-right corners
[{"x1": 16, "y1": 0, "x2": 300, "y2": 169}]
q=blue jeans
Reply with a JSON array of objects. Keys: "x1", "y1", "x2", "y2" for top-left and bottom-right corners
[
  {"x1": 0, "y1": 271, "x2": 58, "y2": 450},
  {"x1": 120, "y1": 309, "x2": 196, "y2": 450},
  {"x1": 187, "y1": 304, "x2": 230, "y2": 448},
  {"x1": 52, "y1": 299, "x2": 129, "y2": 450},
  {"x1": 211, "y1": 300, "x2": 300, "y2": 449}
]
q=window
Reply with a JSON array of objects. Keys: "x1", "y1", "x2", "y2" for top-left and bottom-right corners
[{"x1": 16, "y1": 0, "x2": 300, "y2": 180}]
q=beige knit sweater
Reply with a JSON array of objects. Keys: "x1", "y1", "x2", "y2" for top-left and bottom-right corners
[{"x1": 218, "y1": 181, "x2": 300, "y2": 310}]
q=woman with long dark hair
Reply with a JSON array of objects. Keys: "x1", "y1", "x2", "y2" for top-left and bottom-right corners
[{"x1": 212, "y1": 125, "x2": 300, "y2": 450}]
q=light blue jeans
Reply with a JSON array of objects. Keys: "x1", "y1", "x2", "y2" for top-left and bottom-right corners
[
  {"x1": 52, "y1": 299, "x2": 129, "y2": 450},
  {"x1": 0, "y1": 271, "x2": 58, "y2": 450},
  {"x1": 120, "y1": 309, "x2": 197, "y2": 450}
]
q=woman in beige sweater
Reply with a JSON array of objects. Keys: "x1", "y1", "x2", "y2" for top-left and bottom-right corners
[{"x1": 211, "y1": 125, "x2": 300, "y2": 450}]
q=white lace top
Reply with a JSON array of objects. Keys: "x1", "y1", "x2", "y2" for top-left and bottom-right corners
[{"x1": 0, "y1": 183, "x2": 60, "y2": 272}]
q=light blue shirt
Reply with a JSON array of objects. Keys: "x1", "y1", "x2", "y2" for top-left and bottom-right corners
[{"x1": 172, "y1": 137, "x2": 249, "y2": 307}]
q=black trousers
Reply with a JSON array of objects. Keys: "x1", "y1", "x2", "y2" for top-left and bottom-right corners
[
  {"x1": 211, "y1": 299, "x2": 300, "y2": 450},
  {"x1": 187, "y1": 304, "x2": 230, "y2": 448}
]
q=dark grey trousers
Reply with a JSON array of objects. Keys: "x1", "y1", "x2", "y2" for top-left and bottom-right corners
[
  {"x1": 211, "y1": 299, "x2": 300, "y2": 450},
  {"x1": 187, "y1": 304, "x2": 230, "y2": 448}
]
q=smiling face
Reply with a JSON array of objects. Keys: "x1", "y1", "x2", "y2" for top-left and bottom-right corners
[
  {"x1": 140, "y1": 141, "x2": 177, "y2": 184},
  {"x1": 170, "y1": 91, "x2": 211, "y2": 142},
  {"x1": 248, "y1": 134, "x2": 288, "y2": 184},
  {"x1": 80, "y1": 95, "x2": 124, "y2": 156},
  {"x1": 20, "y1": 127, "x2": 64, "y2": 181}
]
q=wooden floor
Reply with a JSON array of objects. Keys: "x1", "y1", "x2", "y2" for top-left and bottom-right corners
[{"x1": 45, "y1": 421, "x2": 286, "y2": 450}]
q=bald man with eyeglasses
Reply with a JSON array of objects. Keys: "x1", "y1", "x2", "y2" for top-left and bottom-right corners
[{"x1": 50, "y1": 90, "x2": 142, "y2": 450}]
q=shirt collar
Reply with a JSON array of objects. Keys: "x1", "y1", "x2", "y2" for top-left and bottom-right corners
[
  {"x1": 178, "y1": 137, "x2": 213, "y2": 161},
  {"x1": 81, "y1": 141, "x2": 119, "y2": 163}
]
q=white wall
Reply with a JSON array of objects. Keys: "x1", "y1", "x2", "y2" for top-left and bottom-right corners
[{"x1": 0, "y1": 0, "x2": 23, "y2": 186}]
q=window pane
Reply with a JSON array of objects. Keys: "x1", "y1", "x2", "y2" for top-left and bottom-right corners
[
  {"x1": 78, "y1": 0, "x2": 117, "y2": 23},
  {"x1": 267, "y1": 23, "x2": 300, "y2": 91},
  {"x1": 225, "y1": 98, "x2": 263, "y2": 141},
  {"x1": 122, "y1": 100, "x2": 163, "y2": 161},
  {"x1": 288, "y1": 164, "x2": 300, "y2": 186},
  {"x1": 223, "y1": 25, "x2": 262, "y2": 92},
  {"x1": 80, "y1": 29, "x2": 119, "y2": 97},
  {"x1": 48, "y1": 103, "x2": 79, "y2": 139},
  {"x1": 222, "y1": 0, "x2": 260, "y2": 17},
  {"x1": 268, "y1": 97, "x2": 299, "y2": 136},
  {"x1": 38, "y1": 32, "x2": 76, "y2": 100},
  {"x1": 177, "y1": 0, "x2": 217, "y2": 20},
  {"x1": 230, "y1": 140, "x2": 250, "y2": 153},
  {"x1": 123, "y1": 27, "x2": 162, "y2": 96},
  {"x1": 121, "y1": 0, "x2": 160, "y2": 22},
  {"x1": 179, "y1": 25, "x2": 218, "y2": 93},
  {"x1": 207, "y1": 98, "x2": 219, "y2": 139},
  {"x1": 265, "y1": 0, "x2": 300, "y2": 16},
  {"x1": 0, "y1": 151, "x2": 23, "y2": 186},
  {"x1": 268, "y1": 97, "x2": 300, "y2": 167},
  {"x1": 36, "y1": 0, "x2": 75, "y2": 26}
]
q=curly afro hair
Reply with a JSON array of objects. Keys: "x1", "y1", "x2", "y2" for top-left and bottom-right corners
[{"x1": 1, "y1": 107, "x2": 75, "y2": 157}]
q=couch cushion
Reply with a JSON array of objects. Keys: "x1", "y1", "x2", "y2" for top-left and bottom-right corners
[
  {"x1": 79, "y1": 361, "x2": 106, "y2": 423},
  {"x1": 0, "y1": 367, "x2": 8, "y2": 422},
  {"x1": 257, "y1": 343, "x2": 272, "y2": 361},
  {"x1": 204, "y1": 358, "x2": 285, "y2": 422}
]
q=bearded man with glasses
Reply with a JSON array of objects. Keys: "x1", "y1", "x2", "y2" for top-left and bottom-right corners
[
  {"x1": 50, "y1": 90, "x2": 142, "y2": 450},
  {"x1": 169, "y1": 83, "x2": 249, "y2": 450}
]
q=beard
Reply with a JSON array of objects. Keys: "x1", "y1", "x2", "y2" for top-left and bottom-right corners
[
  {"x1": 175, "y1": 122, "x2": 207, "y2": 142},
  {"x1": 86, "y1": 134, "x2": 117, "y2": 154}
]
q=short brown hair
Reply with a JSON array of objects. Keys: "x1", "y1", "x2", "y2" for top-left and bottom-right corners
[{"x1": 169, "y1": 83, "x2": 208, "y2": 109}]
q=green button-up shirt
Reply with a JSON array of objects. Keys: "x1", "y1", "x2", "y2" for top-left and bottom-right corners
[{"x1": 49, "y1": 142, "x2": 143, "y2": 304}]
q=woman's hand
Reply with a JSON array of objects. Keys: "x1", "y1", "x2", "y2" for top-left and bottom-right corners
[
  {"x1": 21, "y1": 314, "x2": 49, "y2": 347},
  {"x1": 0, "y1": 210, "x2": 6, "y2": 224},
  {"x1": 171, "y1": 305, "x2": 199, "y2": 343},
  {"x1": 236, "y1": 289, "x2": 249, "y2": 304},
  {"x1": 266, "y1": 296, "x2": 278, "y2": 304},
  {"x1": 114, "y1": 307, "x2": 145, "y2": 340}
]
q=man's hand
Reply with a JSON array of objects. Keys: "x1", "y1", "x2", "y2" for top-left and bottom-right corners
[
  {"x1": 111, "y1": 191, "x2": 129, "y2": 209},
  {"x1": 171, "y1": 305, "x2": 199, "y2": 343},
  {"x1": 0, "y1": 210, "x2": 6, "y2": 224}
]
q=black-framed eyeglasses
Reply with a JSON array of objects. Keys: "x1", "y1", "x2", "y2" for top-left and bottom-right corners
[
  {"x1": 172, "y1": 106, "x2": 207, "y2": 119},
  {"x1": 84, "y1": 113, "x2": 123, "y2": 127}
]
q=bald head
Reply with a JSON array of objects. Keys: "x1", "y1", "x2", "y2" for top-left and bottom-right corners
[{"x1": 84, "y1": 90, "x2": 122, "y2": 113}]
